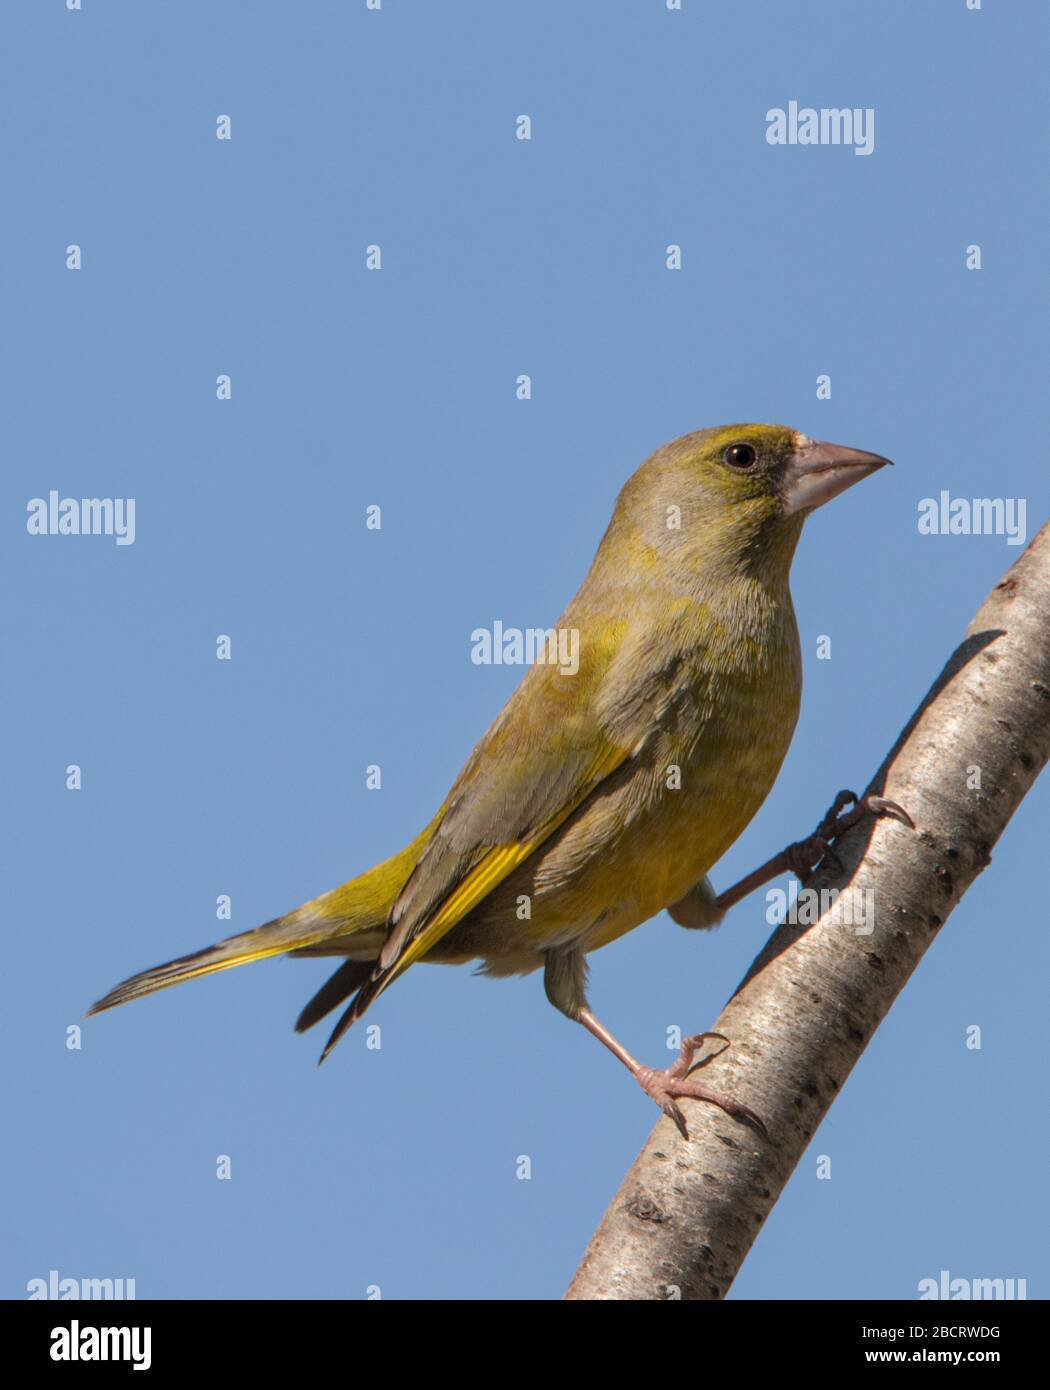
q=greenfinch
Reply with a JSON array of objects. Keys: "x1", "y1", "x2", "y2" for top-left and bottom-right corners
[{"x1": 90, "y1": 423, "x2": 891, "y2": 1136}]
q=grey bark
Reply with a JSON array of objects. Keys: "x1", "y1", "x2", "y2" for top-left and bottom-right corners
[{"x1": 566, "y1": 521, "x2": 1050, "y2": 1301}]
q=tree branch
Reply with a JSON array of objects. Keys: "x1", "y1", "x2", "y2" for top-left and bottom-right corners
[{"x1": 566, "y1": 522, "x2": 1050, "y2": 1301}]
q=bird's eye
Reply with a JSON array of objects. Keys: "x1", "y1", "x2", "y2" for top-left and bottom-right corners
[{"x1": 723, "y1": 442, "x2": 757, "y2": 469}]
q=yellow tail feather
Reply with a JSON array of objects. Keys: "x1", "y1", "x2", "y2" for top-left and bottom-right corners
[
  {"x1": 88, "y1": 816, "x2": 443, "y2": 1017},
  {"x1": 87, "y1": 930, "x2": 301, "y2": 1014}
]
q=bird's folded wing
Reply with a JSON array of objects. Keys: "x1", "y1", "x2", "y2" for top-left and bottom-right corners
[{"x1": 369, "y1": 625, "x2": 645, "y2": 996}]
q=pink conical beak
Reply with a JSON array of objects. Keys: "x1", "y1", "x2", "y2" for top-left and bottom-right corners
[{"x1": 781, "y1": 436, "x2": 892, "y2": 516}]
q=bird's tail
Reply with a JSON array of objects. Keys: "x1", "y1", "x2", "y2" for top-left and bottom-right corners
[{"x1": 87, "y1": 819, "x2": 439, "y2": 1018}]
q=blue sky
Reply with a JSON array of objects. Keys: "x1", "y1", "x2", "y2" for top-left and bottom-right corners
[{"x1": 3, "y1": 0, "x2": 1047, "y2": 1300}]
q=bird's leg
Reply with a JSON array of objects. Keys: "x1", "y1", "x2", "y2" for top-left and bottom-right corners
[
  {"x1": 543, "y1": 949, "x2": 766, "y2": 1142},
  {"x1": 713, "y1": 789, "x2": 914, "y2": 915},
  {"x1": 579, "y1": 1010, "x2": 767, "y2": 1142}
]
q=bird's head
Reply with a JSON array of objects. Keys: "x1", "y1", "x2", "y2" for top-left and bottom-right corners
[
  {"x1": 683, "y1": 423, "x2": 891, "y2": 517},
  {"x1": 607, "y1": 423, "x2": 891, "y2": 587}
]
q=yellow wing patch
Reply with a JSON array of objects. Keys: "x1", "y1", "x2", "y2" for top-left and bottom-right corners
[
  {"x1": 384, "y1": 841, "x2": 538, "y2": 979},
  {"x1": 372, "y1": 744, "x2": 628, "y2": 997}
]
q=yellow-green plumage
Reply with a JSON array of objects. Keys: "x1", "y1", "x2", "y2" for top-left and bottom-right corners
[{"x1": 89, "y1": 422, "x2": 889, "y2": 1090}]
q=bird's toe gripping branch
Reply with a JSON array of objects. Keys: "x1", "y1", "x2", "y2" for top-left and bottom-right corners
[
  {"x1": 634, "y1": 1032, "x2": 769, "y2": 1143},
  {"x1": 784, "y1": 789, "x2": 914, "y2": 879},
  {"x1": 714, "y1": 789, "x2": 915, "y2": 915}
]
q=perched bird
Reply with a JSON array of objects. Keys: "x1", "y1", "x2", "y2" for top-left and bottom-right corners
[{"x1": 90, "y1": 423, "x2": 895, "y2": 1137}]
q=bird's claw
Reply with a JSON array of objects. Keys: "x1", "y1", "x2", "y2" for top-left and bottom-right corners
[
  {"x1": 670, "y1": 1030, "x2": 730, "y2": 1078},
  {"x1": 635, "y1": 1033, "x2": 768, "y2": 1142},
  {"x1": 786, "y1": 789, "x2": 913, "y2": 878},
  {"x1": 864, "y1": 794, "x2": 915, "y2": 828}
]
